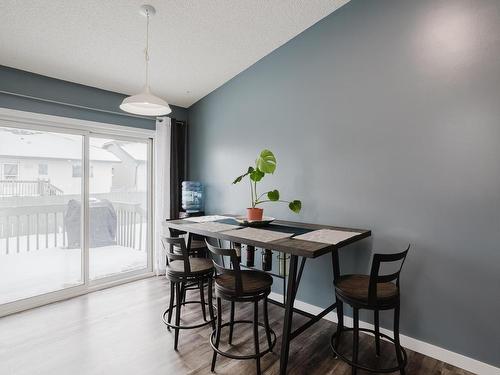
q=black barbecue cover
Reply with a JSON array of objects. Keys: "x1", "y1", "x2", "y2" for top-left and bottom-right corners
[{"x1": 64, "y1": 199, "x2": 117, "y2": 248}]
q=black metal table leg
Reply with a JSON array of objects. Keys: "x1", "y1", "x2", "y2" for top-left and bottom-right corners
[
  {"x1": 186, "y1": 232, "x2": 193, "y2": 256},
  {"x1": 332, "y1": 249, "x2": 344, "y2": 357},
  {"x1": 279, "y1": 254, "x2": 299, "y2": 375}
]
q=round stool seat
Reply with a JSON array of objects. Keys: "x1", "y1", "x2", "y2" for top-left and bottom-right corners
[
  {"x1": 335, "y1": 274, "x2": 398, "y2": 304},
  {"x1": 215, "y1": 270, "x2": 273, "y2": 296},
  {"x1": 167, "y1": 258, "x2": 213, "y2": 277}
]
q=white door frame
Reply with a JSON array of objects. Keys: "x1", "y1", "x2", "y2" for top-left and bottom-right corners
[{"x1": 0, "y1": 108, "x2": 157, "y2": 317}]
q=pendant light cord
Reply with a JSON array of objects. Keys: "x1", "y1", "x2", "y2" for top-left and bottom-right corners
[
  {"x1": 145, "y1": 9, "x2": 150, "y2": 87},
  {"x1": 119, "y1": 5, "x2": 171, "y2": 115}
]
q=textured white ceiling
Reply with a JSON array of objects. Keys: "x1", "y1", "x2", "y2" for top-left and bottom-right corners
[{"x1": 0, "y1": 0, "x2": 349, "y2": 108}]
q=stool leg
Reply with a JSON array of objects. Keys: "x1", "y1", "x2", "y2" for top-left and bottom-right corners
[
  {"x1": 199, "y1": 279, "x2": 207, "y2": 322},
  {"x1": 181, "y1": 283, "x2": 187, "y2": 305},
  {"x1": 229, "y1": 301, "x2": 235, "y2": 345},
  {"x1": 253, "y1": 300, "x2": 261, "y2": 375},
  {"x1": 207, "y1": 277, "x2": 216, "y2": 330},
  {"x1": 352, "y1": 308, "x2": 359, "y2": 375},
  {"x1": 167, "y1": 281, "x2": 175, "y2": 331},
  {"x1": 263, "y1": 296, "x2": 273, "y2": 351},
  {"x1": 174, "y1": 282, "x2": 182, "y2": 351},
  {"x1": 374, "y1": 309, "x2": 381, "y2": 356},
  {"x1": 334, "y1": 299, "x2": 344, "y2": 357},
  {"x1": 394, "y1": 304, "x2": 406, "y2": 375},
  {"x1": 211, "y1": 297, "x2": 222, "y2": 372}
]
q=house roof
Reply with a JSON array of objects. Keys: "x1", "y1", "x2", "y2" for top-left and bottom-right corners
[
  {"x1": 102, "y1": 141, "x2": 147, "y2": 162},
  {"x1": 0, "y1": 127, "x2": 120, "y2": 161},
  {"x1": 119, "y1": 142, "x2": 147, "y2": 162}
]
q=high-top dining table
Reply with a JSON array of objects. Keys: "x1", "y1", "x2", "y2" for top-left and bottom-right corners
[{"x1": 163, "y1": 215, "x2": 371, "y2": 374}]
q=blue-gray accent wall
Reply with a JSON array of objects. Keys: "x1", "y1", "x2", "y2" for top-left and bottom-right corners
[
  {"x1": 188, "y1": 0, "x2": 500, "y2": 367},
  {"x1": 0, "y1": 65, "x2": 187, "y2": 129}
]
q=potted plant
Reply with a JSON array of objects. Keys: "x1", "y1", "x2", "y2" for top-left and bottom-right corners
[{"x1": 232, "y1": 149, "x2": 302, "y2": 221}]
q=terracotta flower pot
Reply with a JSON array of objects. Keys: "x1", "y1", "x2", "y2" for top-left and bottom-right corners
[{"x1": 247, "y1": 207, "x2": 264, "y2": 221}]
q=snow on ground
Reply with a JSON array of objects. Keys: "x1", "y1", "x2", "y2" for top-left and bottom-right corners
[{"x1": 0, "y1": 246, "x2": 147, "y2": 304}]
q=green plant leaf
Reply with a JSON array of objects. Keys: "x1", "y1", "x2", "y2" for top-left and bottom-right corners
[
  {"x1": 249, "y1": 168, "x2": 265, "y2": 182},
  {"x1": 288, "y1": 200, "x2": 302, "y2": 213},
  {"x1": 267, "y1": 190, "x2": 279, "y2": 201},
  {"x1": 256, "y1": 149, "x2": 277, "y2": 174},
  {"x1": 233, "y1": 166, "x2": 254, "y2": 184}
]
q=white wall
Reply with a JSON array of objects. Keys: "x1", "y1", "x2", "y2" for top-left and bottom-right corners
[
  {"x1": 136, "y1": 162, "x2": 147, "y2": 192},
  {"x1": 90, "y1": 161, "x2": 115, "y2": 194}
]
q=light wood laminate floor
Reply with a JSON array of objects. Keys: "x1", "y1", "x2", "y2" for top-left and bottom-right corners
[{"x1": 0, "y1": 277, "x2": 473, "y2": 375}]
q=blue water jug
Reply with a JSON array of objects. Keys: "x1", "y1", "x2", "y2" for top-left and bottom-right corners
[{"x1": 181, "y1": 181, "x2": 204, "y2": 213}]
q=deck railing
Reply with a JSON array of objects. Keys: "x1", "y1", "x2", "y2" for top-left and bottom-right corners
[
  {"x1": 0, "y1": 179, "x2": 64, "y2": 197},
  {"x1": 114, "y1": 202, "x2": 146, "y2": 250},
  {"x1": 0, "y1": 201, "x2": 146, "y2": 255}
]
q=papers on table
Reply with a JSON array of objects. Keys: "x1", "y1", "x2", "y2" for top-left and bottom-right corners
[
  {"x1": 223, "y1": 227, "x2": 292, "y2": 243},
  {"x1": 184, "y1": 215, "x2": 230, "y2": 223},
  {"x1": 182, "y1": 221, "x2": 239, "y2": 232},
  {"x1": 293, "y1": 229, "x2": 361, "y2": 245}
]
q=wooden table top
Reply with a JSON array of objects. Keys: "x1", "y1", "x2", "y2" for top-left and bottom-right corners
[{"x1": 163, "y1": 216, "x2": 371, "y2": 258}]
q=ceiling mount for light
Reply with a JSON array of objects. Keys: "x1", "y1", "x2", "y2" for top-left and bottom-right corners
[
  {"x1": 139, "y1": 4, "x2": 156, "y2": 17},
  {"x1": 120, "y1": 4, "x2": 171, "y2": 116}
]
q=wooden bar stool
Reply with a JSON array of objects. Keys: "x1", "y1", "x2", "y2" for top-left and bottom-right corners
[
  {"x1": 206, "y1": 241, "x2": 276, "y2": 375},
  {"x1": 168, "y1": 228, "x2": 208, "y2": 258},
  {"x1": 161, "y1": 236, "x2": 216, "y2": 350},
  {"x1": 331, "y1": 245, "x2": 410, "y2": 374}
]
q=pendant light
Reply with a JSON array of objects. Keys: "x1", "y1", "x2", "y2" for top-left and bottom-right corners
[{"x1": 120, "y1": 4, "x2": 171, "y2": 116}]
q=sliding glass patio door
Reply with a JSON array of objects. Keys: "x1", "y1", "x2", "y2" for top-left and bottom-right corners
[
  {"x1": 88, "y1": 136, "x2": 150, "y2": 281},
  {"x1": 0, "y1": 126, "x2": 84, "y2": 305},
  {"x1": 0, "y1": 118, "x2": 153, "y2": 313}
]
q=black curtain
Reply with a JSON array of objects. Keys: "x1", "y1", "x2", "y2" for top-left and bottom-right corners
[{"x1": 169, "y1": 119, "x2": 188, "y2": 219}]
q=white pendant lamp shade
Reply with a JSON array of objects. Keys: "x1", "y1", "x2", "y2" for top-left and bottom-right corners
[
  {"x1": 120, "y1": 86, "x2": 171, "y2": 116},
  {"x1": 120, "y1": 5, "x2": 171, "y2": 117}
]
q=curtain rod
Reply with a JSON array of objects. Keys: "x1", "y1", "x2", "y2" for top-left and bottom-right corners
[
  {"x1": 157, "y1": 117, "x2": 186, "y2": 126},
  {"x1": 0, "y1": 89, "x2": 157, "y2": 122}
]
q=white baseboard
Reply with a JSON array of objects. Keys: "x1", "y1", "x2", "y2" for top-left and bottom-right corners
[{"x1": 268, "y1": 292, "x2": 500, "y2": 375}]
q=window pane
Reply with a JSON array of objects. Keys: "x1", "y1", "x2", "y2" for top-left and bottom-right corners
[
  {"x1": 72, "y1": 163, "x2": 81, "y2": 178},
  {"x1": 3, "y1": 163, "x2": 18, "y2": 179},
  {"x1": 0, "y1": 126, "x2": 83, "y2": 304},
  {"x1": 38, "y1": 163, "x2": 48, "y2": 175},
  {"x1": 88, "y1": 137, "x2": 149, "y2": 280},
  {"x1": 4, "y1": 164, "x2": 18, "y2": 175}
]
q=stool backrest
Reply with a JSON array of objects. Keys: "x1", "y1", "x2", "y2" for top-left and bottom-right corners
[
  {"x1": 160, "y1": 236, "x2": 191, "y2": 273},
  {"x1": 205, "y1": 240, "x2": 243, "y2": 294},
  {"x1": 368, "y1": 244, "x2": 410, "y2": 303}
]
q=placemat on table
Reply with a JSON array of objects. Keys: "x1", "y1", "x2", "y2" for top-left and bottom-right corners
[
  {"x1": 293, "y1": 229, "x2": 361, "y2": 244},
  {"x1": 185, "y1": 215, "x2": 231, "y2": 223},
  {"x1": 223, "y1": 227, "x2": 293, "y2": 243},
  {"x1": 183, "y1": 221, "x2": 239, "y2": 232}
]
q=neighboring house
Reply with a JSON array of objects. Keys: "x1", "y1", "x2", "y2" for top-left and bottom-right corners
[
  {"x1": 104, "y1": 141, "x2": 147, "y2": 192},
  {"x1": 0, "y1": 127, "x2": 120, "y2": 196}
]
